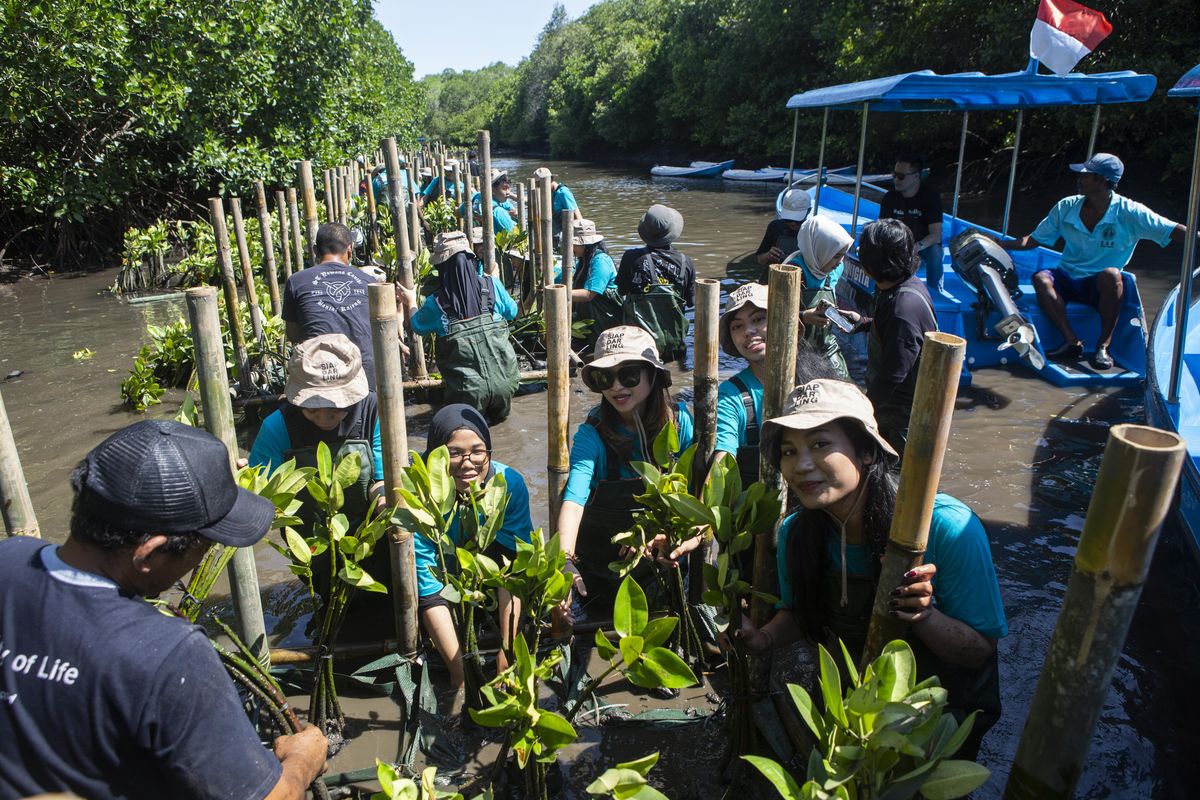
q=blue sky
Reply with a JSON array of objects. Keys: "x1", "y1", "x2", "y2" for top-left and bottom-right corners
[{"x1": 376, "y1": 1, "x2": 598, "y2": 78}]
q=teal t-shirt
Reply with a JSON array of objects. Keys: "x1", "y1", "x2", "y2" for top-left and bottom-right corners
[
  {"x1": 1031, "y1": 193, "x2": 1177, "y2": 278},
  {"x1": 463, "y1": 191, "x2": 516, "y2": 232},
  {"x1": 552, "y1": 184, "x2": 578, "y2": 214},
  {"x1": 579, "y1": 251, "x2": 617, "y2": 295},
  {"x1": 409, "y1": 276, "x2": 519, "y2": 336},
  {"x1": 563, "y1": 403, "x2": 695, "y2": 506},
  {"x1": 715, "y1": 367, "x2": 762, "y2": 456},
  {"x1": 775, "y1": 494, "x2": 1008, "y2": 639},
  {"x1": 413, "y1": 461, "x2": 534, "y2": 598}
]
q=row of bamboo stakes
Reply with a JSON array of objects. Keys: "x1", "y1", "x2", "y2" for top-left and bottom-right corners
[{"x1": 0, "y1": 128, "x2": 1188, "y2": 795}]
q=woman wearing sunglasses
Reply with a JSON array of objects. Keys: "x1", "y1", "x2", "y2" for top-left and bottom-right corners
[
  {"x1": 737, "y1": 379, "x2": 1006, "y2": 761},
  {"x1": 412, "y1": 404, "x2": 534, "y2": 713},
  {"x1": 556, "y1": 325, "x2": 695, "y2": 623}
]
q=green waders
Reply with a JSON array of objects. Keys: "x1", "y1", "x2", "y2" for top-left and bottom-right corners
[
  {"x1": 434, "y1": 314, "x2": 520, "y2": 424},
  {"x1": 573, "y1": 257, "x2": 624, "y2": 351},
  {"x1": 622, "y1": 283, "x2": 688, "y2": 363},
  {"x1": 822, "y1": 565, "x2": 999, "y2": 762}
]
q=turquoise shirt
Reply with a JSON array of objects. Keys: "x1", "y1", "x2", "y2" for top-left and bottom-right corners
[
  {"x1": 420, "y1": 176, "x2": 462, "y2": 202},
  {"x1": 1031, "y1": 193, "x2": 1177, "y2": 278},
  {"x1": 784, "y1": 253, "x2": 844, "y2": 293},
  {"x1": 775, "y1": 494, "x2": 1008, "y2": 639},
  {"x1": 578, "y1": 251, "x2": 617, "y2": 295},
  {"x1": 552, "y1": 184, "x2": 578, "y2": 214},
  {"x1": 248, "y1": 409, "x2": 384, "y2": 482},
  {"x1": 563, "y1": 403, "x2": 695, "y2": 506},
  {"x1": 715, "y1": 367, "x2": 762, "y2": 456},
  {"x1": 409, "y1": 276, "x2": 519, "y2": 336},
  {"x1": 413, "y1": 461, "x2": 534, "y2": 598},
  {"x1": 463, "y1": 191, "x2": 517, "y2": 232}
]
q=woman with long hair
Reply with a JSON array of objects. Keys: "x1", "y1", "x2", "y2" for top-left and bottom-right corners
[
  {"x1": 555, "y1": 325, "x2": 694, "y2": 622},
  {"x1": 738, "y1": 378, "x2": 1006, "y2": 761},
  {"x1": 569, "y1": 218, "x2": 623, "y2": 350}
]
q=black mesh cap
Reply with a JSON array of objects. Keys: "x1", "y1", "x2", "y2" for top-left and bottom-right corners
[{"x1": 77, "y1": 420, "x2": 275, "y2": 547}]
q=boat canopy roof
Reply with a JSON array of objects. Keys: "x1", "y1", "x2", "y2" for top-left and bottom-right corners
[
  {"x1": 1169, "y1": 65, "x2": 1200, "y2": 99},
  {"x1": 785, "y1": 65, "x2": 1156, "y2": 112}
]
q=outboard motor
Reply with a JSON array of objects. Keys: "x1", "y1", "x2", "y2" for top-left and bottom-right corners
[{"x1": 949, "y1": 231, "x2": 1045, "y2": 370}]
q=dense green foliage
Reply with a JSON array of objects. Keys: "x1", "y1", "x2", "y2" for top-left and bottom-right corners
[
  {"x1": 419, "y1": 63, "x2": 516, "y2": 144},
  {"x1": 487, "y1": 0, "x2": 1197, "y2": 179},
  {"x1": 1, "y1": 0, "x2": 422, "y2": 267}
]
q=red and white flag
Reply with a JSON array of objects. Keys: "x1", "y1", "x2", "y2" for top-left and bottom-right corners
[{"x1": 1029, "y1": 0, "x2": 1113, "y2": 77}]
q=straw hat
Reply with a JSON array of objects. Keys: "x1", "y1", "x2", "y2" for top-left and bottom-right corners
[
  {"x1": 637, "y1": 204, "x2": 683, "y2": 248},
  {"x1": 581, "y1": 326, "x2": 667, "y2": 385},
  {"x1": 761, "y1": 379, "x2": 899, "y2": 462},
  {"x1": 490, "y1": 168, "x2": 509, "y2": 186},
  {"x1": 718, "y1": 282, "x2": 769, "y2": 358},
  {"x1": 573, "y1": 219, "x2": 604, "y2": 246},
  {"x1": 285, "y1": 334, "x2": 370, "y2": 410},
  {"x1": 431, "y1": 231, "x2": 471, "y2": 265}
]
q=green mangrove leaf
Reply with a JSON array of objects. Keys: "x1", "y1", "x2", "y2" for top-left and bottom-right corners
[
  {"x1": 743, "y1": 755, "x2": 804, "y2": 800},
  {"x1": 595, "y1": 629, "x2": 618, "y2": 660},
  {"x1": 933, "y1": 711, "x2": 977, "y2": 760},
  {"x1": 876, "y1": 640, "x2": 916, "y2": 702},
  {"x1": 663, "y1": 492, "x2": 717, "y2": 527},
  {"x1": 334, "y1": 451, "x2": 362, "y2": 488},
  {"x1": 619, "y1": 635, "x2": 645, "y2": 666},
  {"x1": 617, "y1": 751, "x2": 659, "y2": 776},
  {"x1": 426, "y1": 446, "x2": 453, "y2": 513},
  {"x1": 640, "y1": 617, "x2": 677, "y2": 650},
  {"x1": 788, "y1": 683, "x2": 825, "y2": 740},
  {"x1": 614, "y1": 575, "x2": 649, "y2": 637},
  {"x1": 284, "y1": 528, "x2": 311, "y2": 564},
  {"x1": 640, "y1": 647, "x2": 697, "y2": 688},
  {"x1": 838, "y1": 638, "x2": 861, "y2": 687},
  {"x1": 651, "y1": 419, "x2": 678, "y2": 467},
  {"x1": 818, "y1": 645, "x2": 847, "y2": 726},
  {"x1": 305, "y1": 479, "x2": 329, "y2": 505},
  {"x1": 628, "y1": 460, "x2": 663, "y2": 487},
  {"x1": 316, "y1": 441, "x2": 332, "y2": 483},
  {"x1": 532, "y1": 709, "x2": 576, "y2": 750},
  {"x1": 918, "y1": 760, "x2": 990, "y2": 799}
]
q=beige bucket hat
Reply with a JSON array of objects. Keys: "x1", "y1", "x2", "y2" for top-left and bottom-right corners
[
  {"x1": 581, "y1": 325, "x2": 667, "y2": 385},
  {"x1": 718, "y1": 282, "x2": 769, "y2": 358},
  {"x1": 285, "y1": 333, "x2": 370, "y2": 410},
  {"x1": 761, "y1": 379, "x2": 899, "y2": 462},
  {"x1": 490, "y1": 168, "x2": 509, "y2": 186},
  {"x1": 573, "y1": 219, "x2": 604, "y2": 245},
  {"x1": 431, "y1": 230, "x2": 471, "y2": 265}
]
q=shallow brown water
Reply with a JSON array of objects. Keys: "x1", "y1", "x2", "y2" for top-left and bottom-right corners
[{"x1": 2, "y1": 155, "x2": 1198, "y2": 797}]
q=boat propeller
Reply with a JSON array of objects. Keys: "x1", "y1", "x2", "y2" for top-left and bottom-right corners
[{"x1": 998, "y1": 324, "x2": 1046, "y2": 370}]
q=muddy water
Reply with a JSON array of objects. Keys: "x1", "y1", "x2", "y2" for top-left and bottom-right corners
[{"x1": 2, "y1": 156, "x2": 1198, "y2": 797}]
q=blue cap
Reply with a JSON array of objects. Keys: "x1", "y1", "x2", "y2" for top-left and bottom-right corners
[{"x1": 1070, "y1": 153, "x2": 1124, "y2": 184}]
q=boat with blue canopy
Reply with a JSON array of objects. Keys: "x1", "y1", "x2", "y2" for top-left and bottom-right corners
[
  {"x1": 1147, "y1": 64, "x2": 1200, "y2": 559},
  {"x1": 774, "y1": 60, "x2": 1157, "y2": 387}
]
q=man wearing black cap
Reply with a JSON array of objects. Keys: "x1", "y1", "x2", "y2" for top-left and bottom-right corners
[
  {"x1": 1002, "y1": 153, "x2": 1187, "y2": 370},
  {"x1": 0, "y1": 421, "x2": 327, "y2": 800}
]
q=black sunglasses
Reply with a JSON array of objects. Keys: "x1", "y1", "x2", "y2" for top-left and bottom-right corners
[{"x1": 584, "y1": 362, "x2": 646, "y2": 392}]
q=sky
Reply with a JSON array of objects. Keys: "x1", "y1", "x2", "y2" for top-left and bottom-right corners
[{"x1": 376, "y1": 1, "x2": 598, "y2": 78}]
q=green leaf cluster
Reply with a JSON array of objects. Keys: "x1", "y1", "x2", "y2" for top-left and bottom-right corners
[
  {"x1": 586, "y1": 751, "x2": 670, "y2": 800},
  {"x1": 372, "y1": 762, "x2": 480, "y2": 800},
  {"x1": 745, "y1": 640, "x2": 990, "y2": 800},
  {"x1": 593, "y1": 577, "x2": 698, "y2": 691}
]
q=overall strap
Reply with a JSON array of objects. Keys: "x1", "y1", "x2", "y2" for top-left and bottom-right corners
[{"x1": 728, "y1": 373, "x2": 759, "y2": 446}]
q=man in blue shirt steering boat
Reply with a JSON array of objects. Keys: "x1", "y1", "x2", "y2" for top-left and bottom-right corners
[{"x1": 1002, "y1": 153, "x2": 1186, "y2": 370}]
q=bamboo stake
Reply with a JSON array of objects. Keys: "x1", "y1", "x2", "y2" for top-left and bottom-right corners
[
  {"x1": 859, "y1": 332, "x2": 965, "y2": 666},
  {"x1": 0, "y1": 387, "x2": 38, "y2": 538},
  {"x1": 406, "y1": 164, "x2": 422, "y2": 254},
  {"x1": 451, "y1": 163, "x2": 465, "y2": 232},
  {"x1": 463, "y1": 158, "x2": 475, "y2": 242},
  {"x1": 689, "y1": 279, "x2": 720, "y2": 603},
  {"x1": 478, "y1": 130, "x2": 497, "y2": 275},
  {"x1": 437, "y1": 151, "x2": 447, "y2": 203},
  {"x1": 517, "y1": 183, "x2": 528, "y2": 232},
  {"x1": 298, "y1": 161, "x2": 318, "y2": 265},
  {"x1": 369, "y1": 284, "x2": 419, "y2": 657},
  {"x1": 364, "y1": 162, "x2": 380, "y2": 256},
  {"x1": 560, "y1": 210, "x2": 575, "y2": 291},
  {"x1": 1003, "y1": 424, "x2": 1184, "y2": 799},
  {"x1": 384, "y1": 138, "x2": 426, "y2": 379},
  {"x1": 752, "y1": 264, "x2": 804, "y2": 686},
  {"x1": 207, "y1": 198, "x2": 251, "y2": 383},
  {"x1": 185, "y1": 286, "x2": 269, "y2": 663},
  {"x1": 322, "y1": 169, "x2": 335, "y2": 223},
  {"x1": 275, "y1": 190, "x2": 293, "y2": 281},
  {"x1": 538, "y1": 171, "x2": 554, "y2": 286},
  {"x1": 287, "y1": 188, "x2": 304, "y2": 274},
  {"x1": 529, "y1": 178, "x2": 540, "y2": 281},
  {"x1": 546, "y1": 285, "x2": 571, "y2": 529},
  {"x1": 334, "y1": 173, "x2": 345, "y2": 226},
  {"x1": 254, "y1": 182, "x2": 282, "y2": 317},
  {"x1": 228, "y1": 198, "x2": 265, "y2": 342}
]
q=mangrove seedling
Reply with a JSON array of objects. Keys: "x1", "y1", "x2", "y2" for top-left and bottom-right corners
[
  {"x1": 586, "y1": 751, "x2": 670, "y2": 800},
  {"x1": 744, "y1": 640, "x2": 989, "y2": 800},
  {"x1": 424, "y1": 197, "x2": 460, "y2": 236},
  {"x1": 372, "y1": 761, "x2": 474, "y2": 800},
  {"x1": 492, "y1": 530, "x2": 572, "y2": 653}
]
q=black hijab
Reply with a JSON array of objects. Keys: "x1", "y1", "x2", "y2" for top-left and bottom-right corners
[
  {"x1": 435, "y1": 251, "x2": 491, "y2": 322},
  {"x1": 424, "y1": 403, "x2": 493, "y2": 459}
]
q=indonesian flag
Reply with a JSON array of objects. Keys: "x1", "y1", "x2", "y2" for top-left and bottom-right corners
[{"x1": 1029, "y1": 0, "x2": 1113, "y2": 77}]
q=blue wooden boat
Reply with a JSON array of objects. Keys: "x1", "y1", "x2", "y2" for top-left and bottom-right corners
[
  {"x1": 1147, "y1": 64, "x2": 1200, "y2": 559},
  {"x1": 778, "y1": 61, "x2": 1157, "y2": 388},
  {"x1": 650, "y1": 159, "x2": 734, "y2": 178}
]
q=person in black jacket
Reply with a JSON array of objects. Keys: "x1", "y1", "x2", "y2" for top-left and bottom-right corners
[{"x1": 615, "y1": 204, "x2": 696, "y2": 363}]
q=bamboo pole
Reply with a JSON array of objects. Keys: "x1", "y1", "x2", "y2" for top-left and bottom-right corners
[
  {"x1": 275, "y1": 190, "x2": 293, "y2": 281},
  {"x1": 451, "y1": 163, "x2": 465, "y2": 233},
  {"x1": 517, "y1": 183, "x2": 528, "y2": 232},
  {"x1": 0, "y1": 387, "x2": 38, "y2": 538},
  {"x1": 752, "y1": 264, "x2": 804, "y2": 687},
  {"x1": 462, "y1": 158, "x2": 474, "y2": 242},
  {"x1": 860, "y1": 332, "x2": 966, "y2": 667},
  {"x1": 369, "y1": 284, "x2": 419, "y2": 658},
  {"x1": 334, "y1": 173, "x2": 345, "y2": 226},
  {"x1": 529, "y1": 178, "x2": 541, "y2": 281},
  {"x1": 406, "y1": 164, "x2": 422, "y2": 254},
  {"x1": 228, "y1": 198, "x2": 265, "y2": 342},
  {"x1": 545, "y1": 285, "x2": 571, "y2": 529},
  {"x1": 437, "y1": 151, "x2": 447, "y2": 202},
  {"x1": 689, "y1": 279, "x2": 720, "y2": 604},
  {"x1": 478, "y1": 130, "x2": 497, "y2": 275},
  {"x1": 254, "y1": 182, "x2": 282, "y2": 317},
  {"x1": 384, "y1": 138, "x2": 426, "y2": 379},
  {"x1": 185, "y1": 286, "x2": 269, "y2": 663},
  {"x1": 364, "y1": 162, "x2": 380, "y2": 256},
  {"x1": 322, "y1": 169, "x2": 335, "y2": 223},
  {"x1": 560, "y1": 210, "x2": 575, "y2": 291},
  {"x1": 537, "y1": 170, "x2": 554, "y2": 286},
  {"x1": 287, "y1": 188, "x2": 304, "y2": 274},
  {"x1": 298, "y1": 161, "x2": 318, "y2": 265},
  {"x1": 207, "y1": 198, "x2": 251, "y2": 383},
  {"x1": 1004, "y1": 424, "x2": 1185, "y2": 800}
]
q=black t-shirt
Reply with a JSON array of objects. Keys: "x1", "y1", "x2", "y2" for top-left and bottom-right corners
[
  {"x1": 879, "y1": 184, "x2": 943, "y2": 244},
  {"x1": 755, "y1": 218, "x2": 799, "y2": 255},
  {"x1": 0, "y1": 537, "x2": 281, "y2": 800},
  {"x1": 865, "y1": 275, "x2": 937, "y2": 405},
  {"x1": 616, "y1": 246, "x2": 696, "y2": 307},
  {"x1": 282, "y1": 261, "x2": 376, "y2": 389},
  {"x1": 282, "y1": 393, "x2": 377, "y2": 452}
]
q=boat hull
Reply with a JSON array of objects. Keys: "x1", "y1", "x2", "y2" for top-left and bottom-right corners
[
  {"x1": 650, "y1": 159, "x2": 735, "y2": 178},
  {"x1": 1146, "y1": 283, "x2": 1200, "y2": 562},
  {"x1": 799, "y1": 185, "x2": 1148, "y2": 388}
]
